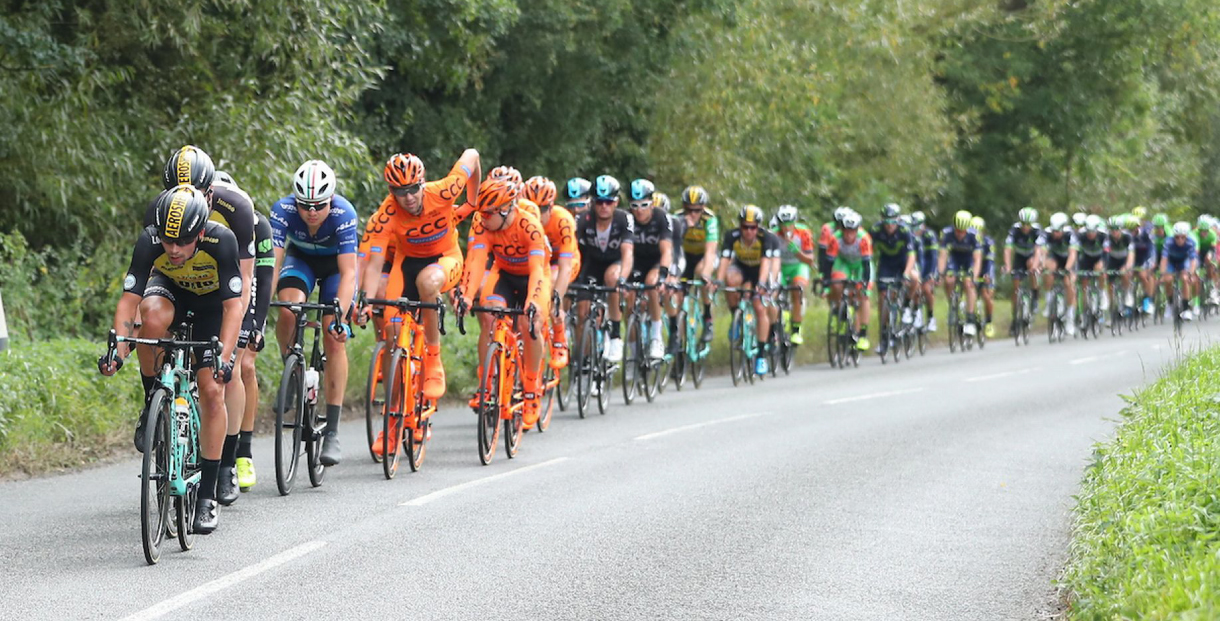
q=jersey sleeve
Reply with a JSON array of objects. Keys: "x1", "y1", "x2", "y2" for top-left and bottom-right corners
[
  {"x1": 269, "y1": 198, "x2": 291, "y2": 249},
  {"x1": 658, "y1": 210, "x2": 673, "y2": 238},
  {"x1": 764, "y1": 231, "x2": 783, "y2": 257},
  {"x1": 798, "y1": 227, "x2": 815, "y2": 253},
  {"x1": 122, "y1": 228, "x2": 162, "y2": 297},
  {"x1": 253, "y1": 214, "x2": 275, "y2": 331},
  {"x1": 521, "y1": 215, "x2": 550, "y2": 309},
  {"x1": 361, "y1": 196, "x2": 398, "y2": 257},
  {"x1": 705, "y1": 214, "x2": 720, "y2": 243},
  {"x1": 427, "y1": 160, "x2": 473, "y2": 206},
  {"x1": 556, "y1": 209, "x2": 577, "y2": 259},
  {"x1": 859, "y1": 233, "x2": 873, "y2": 259},
  {"x1": 210, "y1": 225, "x2": 243, "y2": 302},
  {"x1": 214, "y1": 187, "x2": 257, "y2": 260},
  {"x1": 720, "y1": 230, "x2": 737, "y2": 258},
  {"x1": 621, "y1": 212, "x2": 635, "y2": 244},
  {"x1": 824, "y1": 233, "x2": 840, "y2": 259},
  {"x1": 460, "y1": 215, "x2": 490, "y2": 295},
  {"x1": 332, "y1": 196, "x2": 360, "y2": 255}
]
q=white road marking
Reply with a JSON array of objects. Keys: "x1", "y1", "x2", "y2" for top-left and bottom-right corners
[
  {"x1": 822, "y1": 387, "x2": 924, "y2": 405},
  {"x1": 633, "y1": 412, "x2": 770, "y2": 441},
  {"x1": 401, "y1": 457, "x2": 569, "y2": 506},
  {"x1": 1070, "y1": 351, "x2": 1127, "y2": 365},
  {"x1": 964, "y1": 367, "x2": 1039, "y2": 383},
  {"x1": 120, "y1": 540, "x2": 328, "y2": 621}
]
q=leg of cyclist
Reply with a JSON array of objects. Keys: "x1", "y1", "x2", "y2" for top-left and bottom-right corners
[
  {"x1": 981, "y1": 272, "x2": 994, "y2": 336},
  {"x1": 415, "y1": 255, "x2": 460, "y2": 399},
  {"x1": 237, "y1": 338, "x2": 259, "y2": 490},
  {"x1": 645, "y1": 267, "x2": 665, "y2": 360},
  {"x1": 697, "y1": 255, "x2": 716, "y2": 343},
  {"x1": 605, "y1": 262, "x2": 625, "y2": 362},
  {"x1": 133, "y1": 295, "x2": 174, "y2": 452}
]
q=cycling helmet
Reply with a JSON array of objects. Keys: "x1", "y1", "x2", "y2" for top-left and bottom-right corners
[
  {"x1": 1072, "y1": 212, "x2": 1087, "y2": 227},
  {"x1": 1125, "y1": 214, "x2": 1139, "y2": 229},
  {"x1": 1173, "y1": 221, "x2": 1191, "y2": 236},
  {"x1": 629, "y1": 179, "x2": 655, "y2": 201},
  {"x1": 162, "y1": 145, "x2": 215, "y2": 191},
  {"x1": 292, "y1": 160, "x2": 336, "y2": 205},
  {"x1": 1018, "y1": 207, "x2": 1037, "y2": 224},
  {"x1": 1108, "y1": 215, "x2": 1125, "y2": 230},
  {"x1": 594, "y1": 175, "x2": 620, "y2": 200},
  {"x1": 841, "y1": 211, "x2": 862, "y2": 229},
  {"x1": 154, "y1": 184, "x2": 211, "y2": 243},
  {"x1": 1132, "y1": 205, "x2": 1148, "y2": 220},
  {"x1": 1049, "y1": 212, "x2": 1069, "y2": 230},
  {"x1": 489, "y1": 165, "x2": 522, "y2": 186},
  {"x1": 971, "y1": 216, "x2": 986, "y2": 233},
  {"x1": 652, "y1": 192, "x2": 671, "y2": 211},
  {"x1": 953, "y1": 210, "x2": 973, "y2": 230},
  {"x1": 523, "y1": 176, "x2": 557, "y2": 208},
  {"x1": 474, "y1": 177, "x2": 520, "y2": 214},
  {"x1": 738, "y1": 204, "x2": 765, "y2": 226},
  {"x1": 1152, "y1": 213, "x2": 1170, "y2": 228},
  {"x1": 567, "y1": 177, "x2": 592, "y2": 200},
  {"x1": 214, "y1": 170, "x2": 237, "y2": 187},
  {"x1": 384, "y1": 153, "x2": 425, "y2": 187},
  {"x1": 1197, "y1": 214, "x2": 1212, "y2": 229},
  {"x1": 681, "y1": 185, "x2": 709, "y2": 207},
  {"x1": 898, "y1": 214, "x2": 913, "y2": 227},
  {"x1": 911, "y1": 211, "x2": 926, "y2": 226},
  {"x1": 776, "y1": 204, "x2": 799, "y2": 223},
  {"x1": 1084, "y1": 214, "x2": 1103, "y2": 232},
  {"x1": 833, "y1": 207, "x2": 851, "y2": 224},
  {"x1": 881, "y1": 203, "x2": 901, "y2": 220}
]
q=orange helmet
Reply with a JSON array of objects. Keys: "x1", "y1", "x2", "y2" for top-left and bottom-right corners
[
  {"x1": 489, "y1": 165, "x2": 522, "y2": 186},
  {"x1": 523, "y1": 176, "x2": 556, "y2": 208},
  {"x1": 475, "y1": 177, "x2": 520, "y2": 214},
  {"x1": 384, "y1": 153, "x2": 424, "y2": 187}
]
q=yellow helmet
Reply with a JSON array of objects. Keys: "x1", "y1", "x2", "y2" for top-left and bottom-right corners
[
  {"x1": 970, "y1": 216, "x2": 985, "y2": 233},
  {"x1": 738, "y1": 204, "x2": 765, "y2": 226},
  {"x1": 954, "y1": 210, "x2": 973, "y2": 230}
]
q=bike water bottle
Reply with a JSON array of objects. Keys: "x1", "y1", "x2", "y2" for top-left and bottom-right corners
[
  {"x1": 174, "y1": 397, "x2": 190, "y2": 445},
  {"x1": 304, "y1": 368, "x2": 320, "y2": 404}
]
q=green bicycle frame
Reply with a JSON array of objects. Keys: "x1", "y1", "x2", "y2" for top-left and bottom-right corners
[{"x1": 158, "y1": 348, "x2": 201, "y2": 497}]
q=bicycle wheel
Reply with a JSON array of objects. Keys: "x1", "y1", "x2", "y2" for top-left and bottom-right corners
[
  {"x1": 476, "y1": 343, "x2": 502, "y2": 465},
  {"x1": 621, "y1": 314, "x2": 639, "y2": 405},
  {"x1": 382, "y1": 348, "x2": 406, "y2": 480},
  {"x1": 947, "y1": 299, "x2": 959, "y2": 353},
  {"x1": 1020, "y1": 294, "x2": 1031, "y2": 345},
  {"x1": 174, "y1": 473, "x2": 197, "y2": 552},
  {"x1": 825, "y1": 305, "x2": 838, "y2": 368},
  {"x1": 782, "y1": 327, "x2": 796, "y2": 374},
  {"x1": 364, "y1": 339, "x2": 386, "y2": 463},
  {"x1": 539, "y1": 361, "x2": 556, "y2": 432},
  {"x1": 274, "y1": 355, "x2": 304, "y2": 496},
  {"x1": 644, "y1": 331, "x2": 661, "y2": 403},
  {"x1": 729, "y1": 309, "x2": 745, "y2": 385},
  {"x1": 305, "y1": 378, "x2": 327, "y2": 488},
  {"x1": 140, "y1": 389, "x2": 172, "y2": 565},
  {"x1": 558, "y1": 316, "x2": 575, "y2": 410},
  {"x1": 504, "y1": 356, "x2": 524, "y2": 459},
  {"x1": 1047, "y1": 295, "x2": 1058, "y2": 344},
  {"x1": 597, "y1": 338, "x2": 612, "y2": 416},
  {"x1": 917, "y1": 321, "x2": 927, "y2": 355},
  {"x1": 671, "y1": 310, "x2": 688, "y2": 391}
]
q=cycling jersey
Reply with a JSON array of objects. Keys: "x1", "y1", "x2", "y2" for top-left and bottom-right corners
[
  {"x1": 143, "y1": 183, "x2": 256, "y2": 261},
  {"x1": 678, "y1": 208, "x2": 720, "y2": 256},
  {"x1": 1041, "y1": 230, "x2": 1079, "y2": 260},
  {"x1": 543, "y1": 205, "x2": 579, "y2": 275},
  {"x1": 1077, "y1": 231, "x2": 1106, "y2": 259},
  {"x1": 1131, "y1": 228, "x2": 1154, "y2": 268},
  {"x1": 869, "y1": 222, "x2": 915, "y2": 270},
  {"x1": 670, "y1": 211, "x2": 688, "y2": 274},
  {"x1": 576, "y1": 210, "x2": 635, "y2": 266},
  {"x1": 269, "y1": 195, "x2": 359, "y2": 256},
  {"x1": 1105, "y1": 231, "x2": 1134, "y2": 260},
  {"x1": 358, "y1": 218, "x2": 396, "y2": 273},
  {"x1": 242, "y1": 213, "x2": 275, "y2": 346},
  {"x1": 1004, "y1": 223, "x2": 1044, "y2": 258},
  {"x1": 978, "y1": 235, "x2": 996, "y2": 282},
  {"x1": 773, "y1": 222, "x2": 815, "y2": 266},
  {"x1": 362, "y1": 161, "x2": 471, "y2": 260},
  {"x1": 721, "y1": 228, "x2": 782, "y2": 268},
  {"x1": 940, "y1": 227, "x2": 981, "y2": 273},
  {"x1": 1163, "y1": 236, "x2": 1199, "y2": 273},
  {"x1": 464, "y1": 209, "x2": 550, "y2": 311},
  {"x1": 916, "y1": 226, "x2": 939, "y2": 278},
  {"x1": 124, "y1": 221, "x2": 242, "y2": 301},
  {"x1": 826, "y1": 229, "x2": 873, "y2": 282},
  {"x1": 632, "y1": 207, "x2": 673, "y2": 268},
  {"x1": 1194, "y1": 228, "x2": 1217, "y2": 256}
]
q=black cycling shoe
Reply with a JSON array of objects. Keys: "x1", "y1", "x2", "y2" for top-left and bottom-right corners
[
  {"x1": 216, "y1": 466, "x2": 239, "y2": 506},
  {"x1": 193, "y1": 497, "x2": 219, "y2": 535},
  {"x1": 133, "y1": 410, "x2": 148, "y2": 454},
  {"x1": 319, "y1": 431, "x2": 342, "y2": 466}
]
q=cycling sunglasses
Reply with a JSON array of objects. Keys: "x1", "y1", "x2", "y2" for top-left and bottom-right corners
[
  {"x1": 629, "y1": 201, "x2": 652, "y2": 210},
  {"x1": 297, "y1": 199, "x2": 331, "y2": 212},
  {"x1": 595, "y1": 198, "x2": 617, "y2": 206},
  {"x1": 389, "y1": 183, "x2": 423, "y2": 197},
  {"x1": 740, "y1": 225, "x2": 759, "y2": 231}
]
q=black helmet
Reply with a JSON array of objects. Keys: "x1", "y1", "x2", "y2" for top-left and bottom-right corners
[
  {"x1": 881, "y1": 202, "x2": 901, "y2": 220},
  {"x1": 566, "y1": 177, "x2": 592, "y2": 200},
  {"x1": 214, "y1": 169, "x2": 237, "y2": 187},
  {"x1": 594, "y1": 175, "x2": 620, "y2": 200},
  {"x1": 681, "y1": 185, "x2": 709, "y2": 207},
  {"x1": 162, "y1": 145, "x2": 215, "y2": 191},
  {"x1": 154, "y1": 184, "x2": 211, "y2": 243}
]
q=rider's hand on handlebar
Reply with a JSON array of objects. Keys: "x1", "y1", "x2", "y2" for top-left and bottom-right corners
[
  {"x1": 97, "y1": 353, "x2": 122, "y2": 376},
  {"x1": 328, "y1": 319, "x2": 352, "y2": 342},
  {"x1": 215, "y1": 361, "x2": 235, "y2": 383}
]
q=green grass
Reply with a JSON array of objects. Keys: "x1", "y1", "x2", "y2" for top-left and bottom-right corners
[{"x1": 1061, "y1": 345, "x2": 1220, "y2": 620}]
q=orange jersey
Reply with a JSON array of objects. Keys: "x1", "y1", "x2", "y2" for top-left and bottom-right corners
[
  {"x1": 363, "y1": 160, "x2": 472, "y2": 258},
  {"x1": 543, "y1": 205, "x2": 577, "y2": 262},
  {"x1": 358, "y1": 216, "x2": 396, "y2": 264},
  {"x1": 463, "y1": 208, "x2": 549, "y2": 308}
]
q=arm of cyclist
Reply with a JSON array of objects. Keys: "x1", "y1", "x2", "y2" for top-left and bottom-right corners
[
  {"x1": 329, "y1": 252, "x2": 357, "y2": 341},
  {"x1": 702, "y1": 240, "x2": 718, "y2": 283},
  {"x1": 619, "y1": 224, "x2": 635, "y2": 287},
  {"x1": 458, "y1": 217, "x2": 490, "y2": 310},
  {"x1": 972, "y1": 249, "x2": 982, "y2": 281},
  {"x1": 937, "y1": 247, "x2": 948, "y2": 278}
]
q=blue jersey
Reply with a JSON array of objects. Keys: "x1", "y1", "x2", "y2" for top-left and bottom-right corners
[
  {"x1": 869, "y1": 222, "x2": 915, "y2": 269},
  {"x1": 1163, "y1": 236, "x2": 1198, "y2": 264},
  {"x1": 940, "y1": 227, "x2": 981, "y2": 260},
  {"x1": 269, "y1": 195, "x2": 359, "y2": 256},
  {"x1": 980, "y1": 235, "x2": 995, "y2": 264}
]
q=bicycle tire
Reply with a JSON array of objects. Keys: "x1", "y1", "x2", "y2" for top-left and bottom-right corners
[
  {"x1": 1047, "y1": 295, "x2": 1058, "y2": 344},
  {"x1": 597, "y1": 337, "x2": 612, "y2": 416},
  {"x1": 175, "y1": 477, "x2": 196, "y2": 553},
  {"x1": 538, "y1": 362, "x2": 556, "y2": 433},
  {"x1": 364, "y1": 339, "x2": 386, "y2": 463},
  {"x1": 691, "y1": 324, "x2": 706, "y2": 388},
  {"x1": 504, "y1": 352, "x2": 524, "y2": 459},
  {"x1": 621, "y1": 314, "x2": 639, "y2": 405},
  {"x1": 672, "y1": 309, "x2": 688, "y2": 391},
  {"x1": 558, "y1": 316, "x2": 576, "y2": 410},
  {"x1": 140, "y1": 389, "x2": 172, "y2": 565},
  {"x1": 382, "y1": 348, "x2": 406, "y2": 480},
  {"x1": 305, "y1": 375, "x2": 326, "y2": 488},
  {"x1": 826, "y1": 303, "x2": 838, "y2": 368},
  {"x1": 948, "y1": 296, "x2": 959, "y2": 353},
  {"x1": 477, "y1": 343, "x2": 502, "y2": 465},
  {"x1": 274, "y1": 356, "x2": 304, "y2": 496},
  {"x1": 729, "y1": 309, "x2": 744, "y2": 385},
  {"x1": 575, "y1": 319, "x2": 594, "y2": 418}
]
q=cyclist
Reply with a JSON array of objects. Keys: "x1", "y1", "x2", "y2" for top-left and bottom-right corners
[
  {"x1": 824, "y1": 210, "x2": 873, "y2": 351},
  {"x1": 772, "y1": 204, "x2": 816, "y2": 344},
  {"x1": 1040, "y1": 212, "x2": 1079, "y2": 335},
  {"x1": 869, "y1": 203, "x2": 917, "y2": 354},
  {"x1": 818, "y1": 207, "x2": 848, "y2": 294},
  {"x1": 458, "y1": 177, "x2": 551, "y2": 426},
  {"x1": 626, "y1": 179, "x2": 674, "y2": 360},
  {"x1": 1076, "y1": 214, "x2": 1109, "y2": 321},
  {"x1": 661, "y1": 192, "x2": 687, "y2": 353},
  {"x1": 1193, "y1": 215, "x2": 1218, "y2": 306},
  {"x1": 356, "y1": 217, "x2": 396, "y2": 343},
  {"x1": 1160, "y1": 221, "x2": 1199, "y2": 321},
  {"x1": 566, "y1": 177, "x2": 593, "y2": 219},
  {"x1": 574, "y1": 175, "x2": 634, "y2": 363},
  {"x1": 672, "y1": 185, "x2": 719, "y2": 343},
  {"x1": 269, "y1": 159, "x2": 359, "y2": 467},
  {"x1": 139, "y1": 146, "x2": 255, "y2": 506},
  {"x1": 1002, "y1": 207, "x2": 1044, "y2": 336},
  {"x1": 1127, "y1": 213, "x2": 1156, "y2": 314},
  {"x1": 101, "y1": 184, "x2": 241, "y2": 534},
  {"x1": 972, "y1": 216, "x2": 996, "y2": 338},
  {"x1": 525, "y1": 175, "x2": 577, "y2": 367},
  {"x1": 1104, "y1": 214, "x2": 1137, "y2": 314},
  {"x1": 713, "y1": 204, "x2": 783, "y2": 374},
  {"x1": 1072, "y1": 211, "x2": 1088, "y2": 232},
  {"x1": 937, "y1": 210, "x2": 983, "y2": 338},
  {"x1": 357, "y1": 150, "x2": 479, "y2": 408},
  {"x1": 911, "y1": 211, "x2": 939, "y2": 332}
]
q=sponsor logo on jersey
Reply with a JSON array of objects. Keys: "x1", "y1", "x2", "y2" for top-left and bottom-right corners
[
  {"x1": 123, "y1": 274, "x2": 136, "y2": 291},
  {"x1": 229, "y1": 276, "x2": 242, "y2": 294}
]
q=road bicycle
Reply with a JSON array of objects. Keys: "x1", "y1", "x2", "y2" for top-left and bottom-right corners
[
  {"x1": 723, "y1": 286, "x2": 764, "y2": 384},
  {"x1": 536, "y1": 290, "x2": 566, "y2": 433},
  {"x1": 1075, "y1": 269, "x2": 1103, "y2": 340},
  {"x1": 363, "y1": 296, "x2": 450, "y2": 478},
  {"x1": 1046, "y1": 270, "x2": 1070, "y2": 343},
  {"x1": 105, "y1": 324, "x2": 219, "y2": 565},
  {"x1": 825, "y1": 279, "x2": 863, "y2": 369},
  {"x1": 270, "y1": 299, "x2": 342, "y2": 495},
  {"x1": 768, "y1": 283, "x2": 801, "y2": 375},
  {"x1": 620, "y1": 281, "x2": 665, "y2": 404},
  {"x1": 569, "y1": 283, "x2": 618, "y2": 417},
  {"x1": 1104, "y1": 270, "x2": 1132, "y2": 337},
  {"x1": 876, "y1": 277, "x2": 907, "y2": 364},
  {"x1": 1010, "y1": 269, "x2": 1034, "y2": 346},
  {"x1": 946, "y1": 271, "x2": 976, "y2": 353},
  {"x1": 465, "y1": 305, "x2": 534, "y2": 464},
  {"x1": 663, "y1": 279, "x2": 711, "y2": 390}
]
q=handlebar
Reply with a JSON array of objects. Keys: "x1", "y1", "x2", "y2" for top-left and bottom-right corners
[
  {"x1": 365, "y1": 297, "x2": 448, "y2": 336},
  {"x1": 106, "y1": 329, "x2": 222, "y2": 377},
  {"x1": 469, "y1": 305, "x2": 538, "y2": 339}
]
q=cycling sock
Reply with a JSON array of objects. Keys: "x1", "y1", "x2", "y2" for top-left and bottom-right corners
[
  {"x1": 986, "y1": 311, "x2": 993, "y2": 323},
  {"x1": 791, "y1": 323, "x2": 801, "y2": 333},
  {"x1": 236, "y1": 431, "x2": 253, "y2": 459},
  {"x1": 609, "y1": 321, "x2": 621, "y2": 339},
  {"x1": 141, "y1": 374, "x2": 156, "y2": 399},
  {"x1": 199, "y1": 459, "x2": 220, "y2": 500},
  {"x1": 221, "y1": 433, "x2": 239, "y2": 468},
  {"x1": 668, "y1": 316, "x2": 678, "y2": 334},
  {"x1": 702, "y1": 303, "x2": 712, "y2": 320},
  {"x1": 651, "y1": 320, "x2": 663, "y2": 340},
  {"x1": 925, "y1": 304, "x2": 934, "y2": 320},
  {"x1": 325, "y1": 404, "x2": 341, "y2": 433}
]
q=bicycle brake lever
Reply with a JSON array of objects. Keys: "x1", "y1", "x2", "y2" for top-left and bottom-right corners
[{"x1": 437, "y1": 296, "x2": 447, "y2": 336}]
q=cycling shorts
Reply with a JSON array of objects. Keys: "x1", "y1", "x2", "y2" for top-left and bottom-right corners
[
  {"x1": 830, "y1": 259, "x2": 865, "y2": 284},
  {"x1": 1165, "y1": 258, "x2": 1190, "y2": 275},
  {"x1": 1013, "y1": 252, "x2": 1036, "y2": 271},
  {"x1": 945, "y1": 253, "x2": 974, "y2": 274},
  {"x1": 780, "y1": 262, "x2": 811, "y2": 286},
  {"x1": 976, "y1": 261, "x2": 995, "y2": 288},
  {"x1": 1105, "y1": 256, "x2": 1129, "y2": 273},
  {"x1": 481, "y1": 267, "x2": 550, "y2": 317},
  {"x1": 729, "y1": 260, "x2": 761, "y2": 287},
  {"x1": 278, "y1": 246, "x2": 343, "y2": 304},
  {"x1": 144, "y1": 273, "x2": 225, "y2": 369},
  {"x1": 629, "y1": 255, "x2": 662, "y2": 283},
  {"x1": 578, "y1": 257, "x2": 620, "y2": 288},
  {"x1": 876, "y1": 263, "x2": 906, "y2": 290},
  {"x1": 919, "y1": 254, "x2": 938, "y2": 280}
]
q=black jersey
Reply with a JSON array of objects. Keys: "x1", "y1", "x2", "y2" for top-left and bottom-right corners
[
  {"x1": 251, "y1": 212, "x2": 275, "y2": 331},
  {"x1": 632, "y1": 208, "x2": 673, "y2": 263},
  {"x1": 144, "y1": 182, "x2": 257, "y2": 261},
  {"x1": 721, "y1": 228, "x2": 782, "y2": 267},
  {"x1": 1077, "y1": 231, "x2": 1107, "y2": 258},
  {"x1": 1004, "y1": 223, "x2": 1044, "y2": 256},
  {"x1": 123, "y1": 221, "x2": 242, "y2": 301},
  {"x1": 576, "y1": 210, "x2": 635, "y2": 265}
]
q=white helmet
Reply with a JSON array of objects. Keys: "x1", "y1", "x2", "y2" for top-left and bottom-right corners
[
  {"x1": 776, "y1": 204, "x2": 799, "y2": 223},
  {"x1": 1173, "y1": 221, "x2": 1191, "y2": 236},
  {"x1": 833, "y1": 206, "x2": 850, "y2": 224},
  {"x1": 1049, "y1": 212, "x2": 1069, "y2": 230},
  {"x1": 1084, "y1": 214, "x2": 1103, "y2": 232},
  {"x1": 841, "y1": 211, "x2": 862, "y2": 229},
  {"x1": 1072, "y1": 212, "x2": 1087, "y2": 227},
  {"x1": 292, "y1": 160, "x2": 336, "y2": 205}
]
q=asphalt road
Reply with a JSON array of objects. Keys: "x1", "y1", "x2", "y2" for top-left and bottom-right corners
[{"x1": 2, "y1": 317, "x2": 1214, "y2": 620}]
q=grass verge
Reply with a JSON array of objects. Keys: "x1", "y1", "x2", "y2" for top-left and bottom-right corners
[{"x1": 1060, "y1": 345, "x2": 1220, "y2": 620}]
